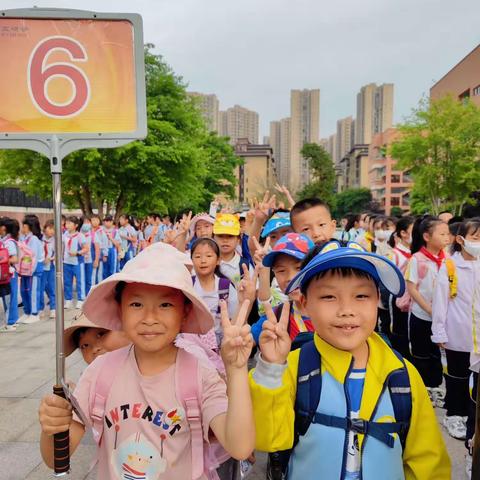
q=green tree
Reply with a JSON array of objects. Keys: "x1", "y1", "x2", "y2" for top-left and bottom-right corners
[
  {"x1": 0, "y1": 46, "x2": 240, "y2": 218},
  {"x1": 390, "y1": 206, "x2": 405, "y2": 217},
  {"x1": 297, "y1": 143, "x2": 336, "y2": 206},
  {"x1": 391, "y1": 95, "x2": 480, "y2": 216},
  {"x1": 333, "y1": 188, "x2": 372, "y2": 218}
]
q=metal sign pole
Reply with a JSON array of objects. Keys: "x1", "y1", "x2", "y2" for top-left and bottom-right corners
[{"x1": 50, "y1": 135, "x2": 69, "y2": 476}]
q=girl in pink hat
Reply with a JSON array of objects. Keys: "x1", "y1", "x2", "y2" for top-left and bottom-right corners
[{"x1": 38, "y1": 243, "x2": 255, "y2": 479}]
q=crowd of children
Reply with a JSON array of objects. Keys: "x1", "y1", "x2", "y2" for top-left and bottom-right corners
[{"x1": 7, "y1": 194, "x2": 477, "y2": 479}]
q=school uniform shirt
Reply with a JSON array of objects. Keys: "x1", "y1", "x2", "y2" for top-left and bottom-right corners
[
  {"x1": 193, "y1": 275, "x2": 238, "y2": 336},
  {"x1": 219, "y1": 252, "x2": 254, "y2": 287},
  {"x1": 72, "y1": 346, "x2": 228, "y2": 479},
  {"x1": 3, "y1": 235, "x2": 18, "y2": 262},
  {"x1": 404, "y1": 255, "x2": 441, "y2": 321},
  {"x1": 432, "y1": 252, "x2": 480, "y2": 353},
  {"x1": 21, "y1": 233, "x2": 44, "y2": 271},
  {"x1": 62, "y1": 232, "x2": 85, "y2": 266},
  {"x1": 42, "y1": 236, "x2": 55, "y2": 271},
  {"x1": 392, "y1": 244, "x2": 411, "y2": 272},
  {"x1": 92, "y1": 227, "x2": 108, "y2": 258},
  {"x1": 81, "y1": 231, "x2": 93, "y2": 263},
  {"x1": 104, "y1": 227, "x2": 121, "y2": 249},
  {"x1": 119, "y1": 225, "x2": 137, "y2": 251}
]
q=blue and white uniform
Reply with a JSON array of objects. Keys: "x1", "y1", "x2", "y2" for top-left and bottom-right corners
[
  {"x1": 39, "y1": 235, "x2": 55, "y2": 312},
  {"x1": 20, "y1": 233, "x2": 44, "y2": 316},
  {"x1": 102, "y1": 227, "x2": 120, "y2": 279},
  {"x1": 63, "y1": 231, "x2": 85, "y2": 302},
  {"x1": 91, "y1": 226, "x2": 108, "y2": 286},
  {"x1": 118, "y1": 224, "x2": 137, "y2": 269}
]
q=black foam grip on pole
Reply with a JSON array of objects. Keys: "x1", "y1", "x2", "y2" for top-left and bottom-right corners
[{"x1": 53, "y1": 385, "x2": 70, "y2": 475}]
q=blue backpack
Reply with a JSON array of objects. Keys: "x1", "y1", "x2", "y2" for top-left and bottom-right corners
[{"x1": 276, "y1": 340, "x2": 412, "y2": 475}]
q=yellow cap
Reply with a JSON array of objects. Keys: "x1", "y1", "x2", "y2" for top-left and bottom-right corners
[{"x1": 213, "y1": 213, "x2": 241, "y2": 236}]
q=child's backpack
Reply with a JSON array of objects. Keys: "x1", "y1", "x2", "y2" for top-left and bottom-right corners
[
  {"x1": 88, "y1": 346, "x2": 230, "y2": 480},
  {"x1": 192, "y1": 275, "x2": 231, "y2": 312},
  {"x1": 14, "y1": 240, "x2": 35, "y2": 277},
  {"x1": 277, "y1": 340, "x2": 412, "y2": 475},
  {"x1": 395, "y1": 252, "x2": 429, "y2": 312},
  {"x1": 0, "y1": 241, "x2": 12, "y2": 285}
]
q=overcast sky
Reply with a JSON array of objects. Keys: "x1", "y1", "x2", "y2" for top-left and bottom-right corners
[{"x1": 3, "y1": 0, "x2": 480, "y2": 138}]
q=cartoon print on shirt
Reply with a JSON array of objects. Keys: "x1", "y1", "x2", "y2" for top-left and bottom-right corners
[{"x1": 112, "y1": 432, "x2": 166, "y2": 479}]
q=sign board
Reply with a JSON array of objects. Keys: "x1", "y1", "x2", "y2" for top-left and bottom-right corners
[{"x1": 0, "y1": 8, "x2": 147, "y2": 158}]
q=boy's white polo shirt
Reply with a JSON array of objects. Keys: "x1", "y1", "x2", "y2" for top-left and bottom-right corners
[{"x1": 219, "y1": 252, "x2": 254, "y2": 287}]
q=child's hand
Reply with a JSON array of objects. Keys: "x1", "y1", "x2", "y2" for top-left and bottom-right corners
[
  {"x1": 259, "y1": 302, "x2": 291, "y2": 364},
  {"x1": 39, "y1": 394, "x2": 73, "y2": 436},
  {"x1": 238, "y1": 263, "x2": 259, "y2": 305},
  {"x1": 220, "y1": 300, "x2": 254, "y2": 370},
  {"x1": 252, "y1": 236, "x2": 271, "y2": 266}
]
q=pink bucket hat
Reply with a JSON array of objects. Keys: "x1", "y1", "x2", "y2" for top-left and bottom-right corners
[
  {"x1": 189, "y1": 213, "x2": 215, "y2": 238},
  {"x1": 83, "y1": 243, "x2": 213, "y2": 334}
]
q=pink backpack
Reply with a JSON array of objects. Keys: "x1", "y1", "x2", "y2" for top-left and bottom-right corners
[
  {"x1": 395, "y1": 251, "x2": 429, "y2": 312},
  {"x1": 88, "y1": 346, "x2": 230, "y2": 480},
  {"x1": 14, "y1": 239, "x2": 35, "y2": 276}
]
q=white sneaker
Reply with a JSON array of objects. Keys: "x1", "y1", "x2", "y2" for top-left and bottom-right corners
[
  {"x1": 21, "y1": 314, "x2": 41, "y2": 324},
  {"x1": 75, "y1": 300, "x2": 84, "y2": 309},
  {"x1": 18, "y1": 314, "x2": 31, "y2": 324},
  {"x1": 443, "y1": 415, "x2": 467, "y2": 440},
  {"x1": 65, "y1": 300, "x2": 73, "y2": 309},
  {"x1": 428, "y1": 387, "x2": 445, "y2": 408},
  {"x1": 49, "y1": 309, "x2": 56, "y2": 319},
  {"x1": 0, "y1": 324, "x2": 17, "y2": 333}
]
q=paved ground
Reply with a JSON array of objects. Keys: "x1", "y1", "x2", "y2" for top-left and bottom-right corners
[{"x1": 0, "y1": 308, "x2": 465, "y2": 479}]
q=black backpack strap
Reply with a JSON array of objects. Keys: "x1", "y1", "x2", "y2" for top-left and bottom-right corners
[
  {"x1": 388, "y1": 349, "x2": 412, "y2": 450},
  {"x1": 294, "y1": 340, "x2": 322, "y2": 437}
]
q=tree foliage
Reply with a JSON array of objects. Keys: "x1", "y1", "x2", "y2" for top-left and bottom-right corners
[
  {"x1": 391, "y1": 96, "x2": 480, "y2": 216},
  {"x1": 333, "y1": 188, "x2": 372, "y2": 218},
  {"x1": 297, "y1": 143, "x2": 336, "y2": 206},
  {"x1": 0, "y1": 45, "x2": 241, "y2": 218}
]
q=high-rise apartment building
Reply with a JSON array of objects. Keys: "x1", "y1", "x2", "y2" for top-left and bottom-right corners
[
  {"x1": 336, "y1": 116, "x2": 354, "y2": 164},
  {"x1": 218, "y1": 105, "x2": 259, "y2": 145},
  {"x1": 289, "y1": 89, "x2": 320, "y2": 193},
  {"x1": 269, "y1": 118, "x2": 291, "y2": 186},
  {"x1": 327, "y1": 133, "x2": 337, "y2": 165},
  {"x1": 188, "y1": 92, "x2": 219, "y2": 132},
  {"x1": 355, "y1": 83, "x2": 393, "y2": 145}
]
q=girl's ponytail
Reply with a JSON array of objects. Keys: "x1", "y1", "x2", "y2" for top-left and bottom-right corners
[
  {"x1": 389, "y1": 216, "x2": 414, "y2": 248},
  {"x1": 411, "y1": 215, "x2": 442, "y2": 254}
]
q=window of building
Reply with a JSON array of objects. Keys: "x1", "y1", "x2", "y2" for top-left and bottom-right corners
[
  {"x1": 391, "y1": 197, "x2": 400, "y2": 206},
  {"x1": 391, "y1": 174, "x2": 401, "y2": 183},
  {"x1": 474, "y1": 85, "x2": 480, "y2": 96},
  {"x1": 459, "y1": 89, "x2": 471, "y2": 104},
  {"x1": 391, "y1": 187, "x2": 406, "y2": 194}
]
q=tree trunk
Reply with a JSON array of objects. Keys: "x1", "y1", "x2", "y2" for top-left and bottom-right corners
[
  {"x1": 82, "y1": 185, "x2": 94, "y2": 216},
  {"x1": 75, "y1": 190, "x2": 86, "y2": 216},
  {"x1": 114, "y1": 190, "x2": 126, "y2": 222}
]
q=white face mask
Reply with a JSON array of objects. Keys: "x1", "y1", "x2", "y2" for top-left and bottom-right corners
[
  {"x1": 462, "y1": 238, "x2": 480, "y2": 258},
  {"x1": 375, "y1": 230, "x2": 391, "y2": 241}
]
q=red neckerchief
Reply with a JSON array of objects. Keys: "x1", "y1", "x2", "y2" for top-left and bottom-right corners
[
  {"x1": 420, "y1": 246, "x2": 445, "y2": 270},
  {"x1": 394, "y1": 246, "x2": 412, "y2": 260},
  {"x1": 67, "y1": 233, "x2": 78, "y2": 251}
]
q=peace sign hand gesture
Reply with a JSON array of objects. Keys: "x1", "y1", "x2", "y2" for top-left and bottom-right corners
[
  {"x1": 259, "y1": 302, "x2": 292, "y2": 364},
  {"x1": 252, "y1": 236, "x2": 271, "y2": 267},
  {"x1": 237, "y1": 263, "x2": 259, "y2": 305},
  {"x1": 220, "y1": 300, "x2": 254, "y2": 370}
]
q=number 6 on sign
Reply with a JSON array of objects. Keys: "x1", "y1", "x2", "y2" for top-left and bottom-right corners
[{"x1": 28, "y1": 36, "x2": 90, "y2": 118}]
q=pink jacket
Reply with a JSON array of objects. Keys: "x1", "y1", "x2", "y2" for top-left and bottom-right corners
[{"x1": 431, "y1": 252, "x2": 480, "y2": 352}]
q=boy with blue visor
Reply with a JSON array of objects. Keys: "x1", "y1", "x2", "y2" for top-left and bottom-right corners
[{"x1": 250, "y1": 241, "x2": 450, "y2": 479}]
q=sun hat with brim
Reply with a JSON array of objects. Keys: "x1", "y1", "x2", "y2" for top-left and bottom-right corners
[
  {"x1": 261, "y1": 212, "x2": 291, "y2": 238},
  {"x1": 213, "y1": 213, "x2": 240, "y2": 236},
  {"x1": 189, "y1": 213, "x2": 215, "y2": 238},
  {"x1": 286, "y1": 240, "x2": 405, "y2": 297},
  {"x1": 83, "y1": 243, "x2": 213, "y2": 335},
  {"x1": 263, "y1": 233, "x2": 314, "y2": 267},
  {"x1": 64, "y1": 313, "x2": 104, "y2": 357}
]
